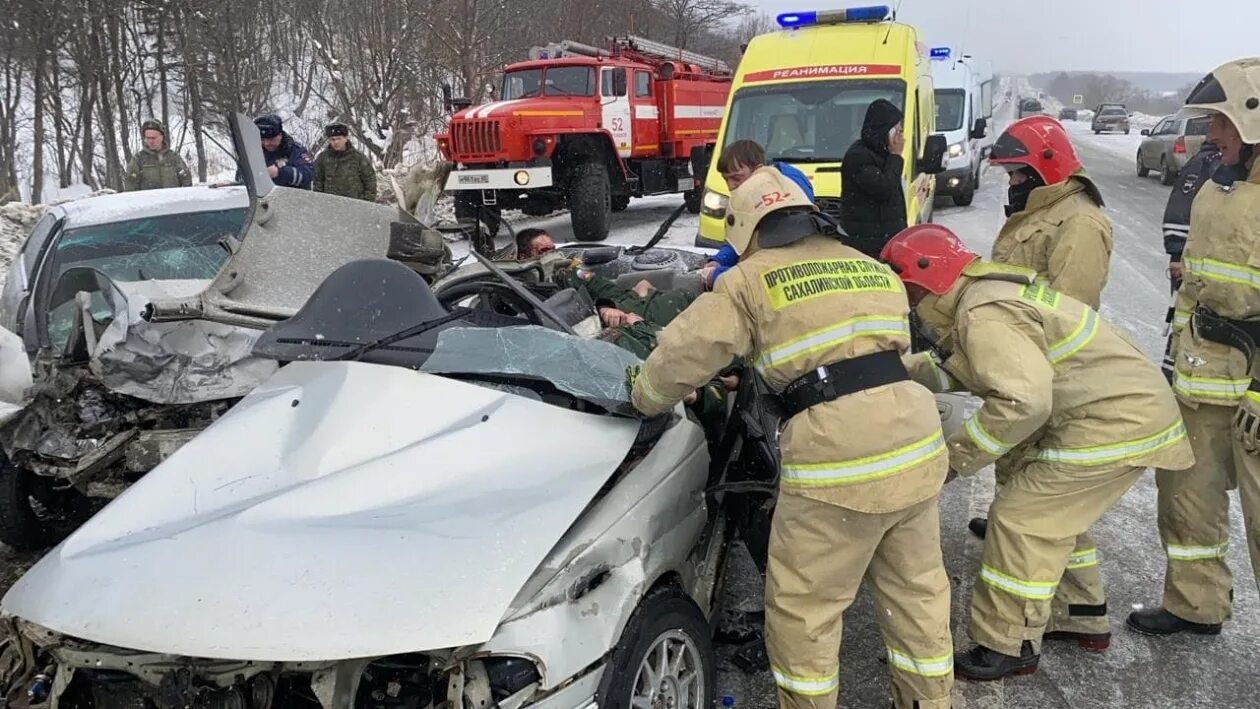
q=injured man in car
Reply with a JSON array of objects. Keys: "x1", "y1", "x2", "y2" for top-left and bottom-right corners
[{"x1": 515, "y1": 227, "x2": 735, "y2": 442}]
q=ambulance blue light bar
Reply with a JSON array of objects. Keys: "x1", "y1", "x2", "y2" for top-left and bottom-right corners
[
  {"x1": 776, "y1": 5, "x2": 891, "y2": 28},
  {"x1": 930, "y1": 47, "x2": 951, "y2": 60}
]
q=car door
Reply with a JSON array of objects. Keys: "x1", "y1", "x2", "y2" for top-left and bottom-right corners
[
  {"x1": 1141, "y1": 118, "x2": 1169, "y2": 167},
  {"x1": 600, "y1": 67, "x2": 633, "y2": 159},
  {"x1": 1157, "y1": 119, "x2": 1180, "y2": 165},
  {"x1": 629, "y1": 69, "x2": 659, "y2": 158},
  {"x1": 0, "y1": 212, "x2": 62, "y2": 338}
]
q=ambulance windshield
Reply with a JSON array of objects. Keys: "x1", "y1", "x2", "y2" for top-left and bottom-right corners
[
  {"x1": 935, "y1": 89, "x2": 965, "y2": 132},
  {"x1": 723, "y1": 79, "x2": 905, "y2": 163}
]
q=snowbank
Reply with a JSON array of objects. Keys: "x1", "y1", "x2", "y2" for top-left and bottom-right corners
[{"x1": 0, "y1": 189, "x2": 114, "y2": 280}]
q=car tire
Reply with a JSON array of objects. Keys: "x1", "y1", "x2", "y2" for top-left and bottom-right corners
[
  {"x1": 0, "y1": 459, "x2": 93, "y2": 551},
  {"x1": 454, "y1": 193, "x2": 502, "y2": 239},
  {"x1": 952, "y1": 179, "x2": 975, "y2": 207},
  {"x1": 569, "y1": 163, "x2": 612, "y2": 242},
  {"x1": 1094, "y1": 129, "x2": 1101, "y2": 135},
  {"x1": 1137, "y1": 153, "x2": 1150, "y2": 177},
  {"x1": 1160, "y1": 158, "x2": 1177, "y2": 186},
  {"x1": 596, "y1": 587, "x2": 716, "y2": 709},
  {"x1": 1125, "y1": 128, "x2": 1131, "y2": 135},
  {"x1": 682, "y1": 190, "x2": 701, "y2": 214}
]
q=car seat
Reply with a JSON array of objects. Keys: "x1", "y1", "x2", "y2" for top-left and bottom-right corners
[{"x1": 766, "y1": 114, "x2": 805, "y2": 155}]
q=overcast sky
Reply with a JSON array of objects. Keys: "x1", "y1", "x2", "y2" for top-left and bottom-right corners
[{"x1": 744, "y1": 0, "x2": 1259, "y2": 75}]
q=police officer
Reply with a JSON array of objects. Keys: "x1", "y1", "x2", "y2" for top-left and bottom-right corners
[
  {"x1": 1129, "y1": 57, "x2": 1260, "y2": 637},
  {"x1": 123, "y1": 119, "x2": 192, "y2": 191},
  {"x1": 630, "y1": 167, "x2": 953, "y2": 709},
  {"x1": 254, "y1": 114, "x2": 314, "y2": 190},
  {"x1": 884, "y1": 225, "x2": 1194, "y2": 680},
  {"x1": 314, "y1": 122, "x2": 377, "y2": 201},
  {"x1": 1158, "y1": 139, "x2": 1221, "y2": 380},
  {"x1": 969, "y1": 114, "x2": 1114, "y2": 540}
]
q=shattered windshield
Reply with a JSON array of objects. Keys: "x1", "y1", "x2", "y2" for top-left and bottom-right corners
[
  {"x1": 51, "y1": 208, "x2": 247, "y2": 286},
  {"x1": 420, "y1": 325, "x2": 642, "y2": 410},
  {"x1": 45, "y1": 208, "x2": 247, "y2": 349}
]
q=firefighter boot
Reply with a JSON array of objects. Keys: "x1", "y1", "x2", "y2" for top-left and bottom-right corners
[
  {"x1": 967, "y1": 517, "x2": 988, "y2": 539},
  {"x1": 954, "y1": 641, "x2": 1038, "y2": 681},
  {"x1": 1126, "y1": 608, "x2": 1223, "y2": 637}
]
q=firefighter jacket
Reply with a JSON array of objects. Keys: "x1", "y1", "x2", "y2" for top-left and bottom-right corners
[
  {"x1": 911, "y1": 265, "x2": 1194, "y2": 476},
  {"x1": 630, "y1": 235, "x2": 947, "y2": 513},
  {"x1": 990, "y1": 172, "x2": 1112, "y2": 309},
  {"x1": 1163, "y1": 146, "x2": 1221, "y2": 261},
  {"x1": 314, "y1": 143, "x2": 378, "y2": 201},
  {"x1": 1171, "y1": 158, "x2": 1260, "y2": 406},
  {"x1": 123, "y1": 148, "x2": 192, "y2": 191}
]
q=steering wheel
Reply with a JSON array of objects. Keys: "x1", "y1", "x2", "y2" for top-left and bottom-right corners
[{"x1": 436, "y1": 278, "x2": 545, "y2": 326}]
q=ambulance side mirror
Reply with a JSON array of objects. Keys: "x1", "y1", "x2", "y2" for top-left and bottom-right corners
[
  {"x1": 970, "y1": 118, "x2": 987, "y2": 140},
  {"x1": 919, "y1": 135, "x2": 948, "y2": 175}
]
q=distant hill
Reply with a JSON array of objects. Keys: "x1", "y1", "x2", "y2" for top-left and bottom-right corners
[
  {"x1": 1026, "y1": 71, "x2": 1201, "y2": 116},
  {"x1": 1105, "y1": 72, "x2": 1202, "y2": 96}
]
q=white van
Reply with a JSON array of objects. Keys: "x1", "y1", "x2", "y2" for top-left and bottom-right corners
[{"x1": 930, "y1": 49, "x2": 994, "y2": 206}]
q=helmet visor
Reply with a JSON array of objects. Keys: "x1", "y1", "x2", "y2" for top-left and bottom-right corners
[{"x1": 1186, "y1": 73, "x2": 1228, "y2": 106}]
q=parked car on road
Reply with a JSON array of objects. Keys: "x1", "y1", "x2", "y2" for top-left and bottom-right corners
[
  {"x1": 1137, "y1": 112, "x2": 1212, "y2": 185},
  {"x1": 1092, "y1": 103, "x2": 1131, "y2": 134},
  {"x1": 1058, "y1": 107, "x2": 1078, "y2": 121}
]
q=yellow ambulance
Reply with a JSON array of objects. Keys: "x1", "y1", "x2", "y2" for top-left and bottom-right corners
[{"x1": 696, "y1": 6, "x2": 947, "y2": 247}]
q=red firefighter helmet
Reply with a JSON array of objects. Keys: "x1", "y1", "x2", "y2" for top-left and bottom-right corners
[
  {"x1": 989, "y1": 115, "x2": 1082, "y2": 185},
  {"x1": 880, "y1": 225, "x2": 979, "y2": 296}
]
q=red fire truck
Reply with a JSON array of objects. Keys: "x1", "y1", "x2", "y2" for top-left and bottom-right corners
[{"x1": 437, "y1": 36, "x2": 732, "y2": 242}]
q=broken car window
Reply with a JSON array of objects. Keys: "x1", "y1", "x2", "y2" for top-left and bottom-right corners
[{"x1": 420, "y1": 325, "x2": 642, "y2": 408}]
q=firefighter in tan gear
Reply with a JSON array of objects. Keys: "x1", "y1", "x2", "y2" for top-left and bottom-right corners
[
  {"x1": 883, "y1": 225, "x2": 1194, "y2": 681},
  {"x1": 1129, "y1": 57, "x2": 1260, "y2": 637},
  {"x1": 968, "y1": 115, "x2": 1114, "y2": 541},
  {"x1": 629, "y1": 167, "x2": 953, "y2": 709}
]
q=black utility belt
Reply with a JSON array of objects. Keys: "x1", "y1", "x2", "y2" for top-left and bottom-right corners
[
  {"x1": 1192, "y1": 307, "x2": 1260, "y2": 359},
  {"x1": 778, "y1": 350, "x2": 909, "y2": 420}
]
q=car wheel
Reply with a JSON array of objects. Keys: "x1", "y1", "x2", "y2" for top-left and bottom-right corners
[
  {"x1": 1160, "y1": 158, "x2": 1176, "y2": 186},
  {"x1": 952, "y1": 179, "x2": 975, "y2": 207},
  {"x1": 569, "y1": 163, "x2": 612, "y2": 242},
  {"x1": 1137, "y1": 153, "x2": 1150, "y2": 177},
  {"x1": 682, "y1": 190, "x2": 701, "y2": 214},
  {"x1": 1094, "y1": 129, "x2": 1101, "y2": 135},
  {"x1": 597, "y1": 588, "x2": 715, "y2": 709},
  {"x1": 1125, "y1": 128, "x2": 1131, "y2": 135}
]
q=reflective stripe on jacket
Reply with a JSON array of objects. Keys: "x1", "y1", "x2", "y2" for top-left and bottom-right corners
[
  {"x1": 1172, "y1": 159, "x2": 1260, "y2": 407},
  {"x1": 914, "y1": 271, "x2": 1194, "y2": 475},
  {"x1": 632, "y1": 235, "x2": 947, "y2": 513}
]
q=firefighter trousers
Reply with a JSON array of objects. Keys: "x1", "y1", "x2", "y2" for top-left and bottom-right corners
[
  {"x1": 764, "y1": 492, "x2": 953, "y2": 709},
  {"x1": 1156, "y1": 402, "x2": 1260, "y2": 623},
  {"x1": 992, "y1": 444, "x2": 1109, "y2": 636},
  {"x1": 970, "y1": 461, "x2": 1142, "y2": 656}
]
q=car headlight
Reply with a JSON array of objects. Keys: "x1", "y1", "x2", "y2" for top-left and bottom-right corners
[
  {"x1": 701, "y1": 188, "x2": 729, "y2": 219},
  {"x1": 514, "y1": 170, "x2": 530, "y2": 186},
  {"x1": 947, "y1": 142, "x2": 965, "y2": 158}
]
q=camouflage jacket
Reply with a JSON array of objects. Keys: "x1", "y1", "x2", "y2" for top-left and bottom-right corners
[
  {"x1": 314, "y1": 144, "x2": 377, "y2": 201},
  {"x1": 124, "y1": 148, "x2": 192, "y2": 191}
]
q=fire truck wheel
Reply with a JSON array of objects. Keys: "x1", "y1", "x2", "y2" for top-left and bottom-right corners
[
  {"x1": 612, "y1": 195, "x2": 631, "y2": 212},
  {"x1": 454, "y1": 194, "x2": 502, "y2": 238},
  {"x1": 683, "y1": 190, "x2": 701, "y2": 214},
  {"x1": 569, "y1": 164, "x2": 612, "y2": 241}
]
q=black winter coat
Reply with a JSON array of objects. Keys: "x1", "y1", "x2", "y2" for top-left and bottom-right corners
[{"x1": 839, "y1": 99, "x2": 907, "y2": 257}]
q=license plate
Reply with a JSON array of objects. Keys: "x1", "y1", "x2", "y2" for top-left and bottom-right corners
[{"x1": 457, "y1": 174, "x2": 490, "y2": 185}]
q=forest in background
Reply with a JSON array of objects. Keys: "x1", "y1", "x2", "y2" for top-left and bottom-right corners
[{"x1": 0, "y1": 0, "x2": 774, "y2": 203}]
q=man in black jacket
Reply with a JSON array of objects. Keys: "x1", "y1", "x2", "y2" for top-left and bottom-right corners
[
  {"x1": 839, "y1": 98, "x2": 907, "y2": 258},
  {"x1": 1159, "y1": 140, "x2": 1221, "y2": 381}
]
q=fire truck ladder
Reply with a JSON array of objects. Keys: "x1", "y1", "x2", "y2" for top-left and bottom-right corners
[{"x1": 613, "y1": 35, "x2": 731, "y2": 75}]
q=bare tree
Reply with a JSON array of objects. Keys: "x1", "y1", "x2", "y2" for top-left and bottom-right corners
[{"x1": 651, "y1": 0, "x2": 750, "y2": 50}]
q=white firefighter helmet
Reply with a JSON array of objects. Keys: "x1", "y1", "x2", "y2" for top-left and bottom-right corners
[
  {"x1": 1183, "y1": 57, "x2": 1260, "y2": 145},
  {"x1": 723, "y1": 166, "x2": 816, "y2": 255}
]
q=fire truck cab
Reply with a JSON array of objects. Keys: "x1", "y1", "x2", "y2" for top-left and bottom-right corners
[{"x1": 437, "y1": 37, "x2": 731, "y2": 242}]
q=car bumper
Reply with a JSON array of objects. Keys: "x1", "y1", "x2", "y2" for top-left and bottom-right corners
[
  {"x1": 529, "y1": 664, "x2": 605, "y2": 709},
  {"x1": 934, "y1": 166, "x2": 973, "y2": 196},
  {"x1": 446, "y1": 166, "x2": 554, "y2": 191}
]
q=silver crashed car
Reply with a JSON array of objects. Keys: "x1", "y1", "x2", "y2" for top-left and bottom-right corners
[{"x1": 0, "y1": 115, "x2": 410, "y2": 550}]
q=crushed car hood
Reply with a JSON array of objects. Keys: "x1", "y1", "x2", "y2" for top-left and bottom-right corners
[{"x1": 2, "y1": 361, "x2": 640, "y2": 661}]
